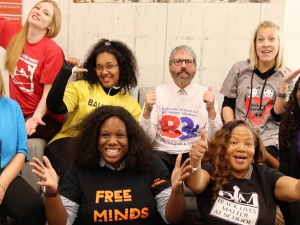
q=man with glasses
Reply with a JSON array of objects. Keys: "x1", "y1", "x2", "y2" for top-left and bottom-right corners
[{"x1": 139, "y1": 45, "x2": 222, "y2": 174}]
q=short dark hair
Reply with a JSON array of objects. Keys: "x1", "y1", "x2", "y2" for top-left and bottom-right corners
[
  {"x1": 81, "y1": 38, "x2": 138, "y2": 94},
  {"x1": 72, "y1": 105, "x2": 153, "y2": 172}
]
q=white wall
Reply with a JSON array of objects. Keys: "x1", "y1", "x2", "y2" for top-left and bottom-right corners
[
  {"x1": 283, "y1": 0, "x2": 300, "y2": 71},
  {"x1": 53, "y1": 0, "x2": 288, "y2": 98},
  {"x1": 3, "y1": 0, "x2": 300, "y2": 101}
]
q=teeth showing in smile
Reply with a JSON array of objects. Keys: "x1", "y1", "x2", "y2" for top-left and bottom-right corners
[{"x1": 106, "y1": 149, "x2": 119, "y2": 153}]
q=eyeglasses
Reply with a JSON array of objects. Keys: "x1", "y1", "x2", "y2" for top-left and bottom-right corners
[
  {"x1": 95, "y1": 64, "x2": 118, "y2": 72},
  {"x1": 172, "y1": 59, "x2": 195, "y2": 67}
]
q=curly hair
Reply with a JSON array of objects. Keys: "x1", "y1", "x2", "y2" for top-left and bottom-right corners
[
  {"x1": 202, "y1": 120, "x2": 266, "y2": 200},
  {"x1": 279, "y1": 76, "x2": 300, "y2": 148},
  {"x1": 81, "y1": 38, "x2": 138, "y2": 95},
  {"x1": 72, "y1": 105, "x2": 152, "y2": 172}
]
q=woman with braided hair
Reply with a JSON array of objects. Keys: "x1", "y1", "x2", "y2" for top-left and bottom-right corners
[{"x1": 278, "y1": 75, "x2": 300, "y2": 225}]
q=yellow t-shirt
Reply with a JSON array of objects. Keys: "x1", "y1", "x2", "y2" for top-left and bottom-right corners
[{"x1": 48, "y1": 80, "x2": 141, "y2": 144}]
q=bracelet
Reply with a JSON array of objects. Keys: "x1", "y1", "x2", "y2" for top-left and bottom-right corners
[
  {"x1": 191, "y1": 164, "x2": 200, "y2": 173},
  {"x1": 278, "y1": 92, "x2": 289, "y2": 98},
  {"x1": 0, "y1": 183, "x2": 6, "y2": 192},
  {"x1": 44, "y1": 186, "x2": 60, "y2": 197},
  {"x1": 34, "y1": 110, "x2": 43, "y2": 115}
]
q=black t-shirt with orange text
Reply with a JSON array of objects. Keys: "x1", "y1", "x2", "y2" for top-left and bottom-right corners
[{"x1": 60, "y1": 155, "x2": 171, "y2": 225}]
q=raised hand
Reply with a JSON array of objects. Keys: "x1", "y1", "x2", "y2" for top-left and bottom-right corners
[
  {"x1": 203, "y1": 86, "x2": 215, "y2": 111},
  {"x1": 143, "y1": 86, "x2": 156, "y2": 119},
  {"x1": 171, "y1": 154, "x2": 192, "y2": 194},
  {"x1": 66, "y1": 57, "x2": 81, "y2": 67},
  {"x1": 281, "y1": 68, "x2": 300, "y2": 85},
  {"x1": 189, "y1": 128, "x2": 207, "y2": 169},
  {"x1": 30, "y1": 156, "x2": 59, "y2": 193}
]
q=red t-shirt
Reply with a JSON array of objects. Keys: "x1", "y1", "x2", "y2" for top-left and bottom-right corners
[{"x1": 0, "y1": 18, "x2": 65, "y2": 123}]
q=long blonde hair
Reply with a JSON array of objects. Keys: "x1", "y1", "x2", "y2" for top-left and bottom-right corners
[
  {"x1": 248, "y1": 20, "x2": 285, "y2": 71},
  {"x1": 0, "y1": 71, "x2": 6, "y2": 97},
  {"x1": 4, "y1": 0, "x2": 61, "y2": 74}
]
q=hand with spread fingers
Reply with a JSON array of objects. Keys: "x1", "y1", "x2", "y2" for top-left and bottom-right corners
[
  {"x1": 30, "y1": 156, "x2": 59, "y2": 194},
  {"x1": 189, "y1": 128, "x2": 207, "y2": 169},
  {"x1": 281, "y1": 68, "x2": 300, "y2": 85},
  {"x1": 171, "y1": 154, "x2": 192, "y2": 194},
  {"x1": 143, "y1": 86, "x2": 156, "y2": 119},
  {"x1": 25, "y1": 116, "x2": 46, "y2": 136}
]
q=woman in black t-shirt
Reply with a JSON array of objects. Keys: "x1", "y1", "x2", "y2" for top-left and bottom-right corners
[
  {"x1": 185, "y1": 120, "x2": 300, "y2": 225},
  {"x1": 30, "y1": 105, "x2": 191, "y2": 225}
]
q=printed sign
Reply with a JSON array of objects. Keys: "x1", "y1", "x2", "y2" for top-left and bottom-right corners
[
  {"x1": 0, "y1": 15, "x2": 21, "y2": 24},
  {"x1": 210, "y1": 186, "x2": 259, "y2": 225},
  {"x1": 0, "y1": 1, "x2": 22, "y2": 24},
  {"x1": 0, "y1": 3, "x2": 21, "y2": 15}
]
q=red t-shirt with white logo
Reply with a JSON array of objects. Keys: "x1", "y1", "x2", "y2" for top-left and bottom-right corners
[{"x1": 0, "y1": 18, "x2": 64, "y2": 123}]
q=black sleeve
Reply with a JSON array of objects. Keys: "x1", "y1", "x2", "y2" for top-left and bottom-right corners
[
  {"x1": 46, "y1": 61, "x2": 73, "y2": 114},
  {"x1": 222, "y1": 96, "x2": 236, "y2": 111},
  {"x1": 270, "y1": 107, "x2": 281, "y2": 122},
  {"x1": 279, "y1": 147, "x2": 289, "y2": 175}
]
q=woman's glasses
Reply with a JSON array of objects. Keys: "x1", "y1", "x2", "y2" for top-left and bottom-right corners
[{"x1": 95, "y1": 64, "x2": 118, "y2": 72}]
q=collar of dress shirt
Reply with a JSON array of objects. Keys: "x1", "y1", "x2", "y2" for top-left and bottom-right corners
[
  {"x1": 171, "y1": 81, "x2": 193, "y2": 95},
  {"x1": 99, "y1": 155, "x2": 126, "y2": 171}
]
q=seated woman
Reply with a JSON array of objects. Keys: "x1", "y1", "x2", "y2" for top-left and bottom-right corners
[
  {"x1": 45, "y1": 38, "x2": 141, "y2": 179},
  {"x1": 30, "y1": 105, "x2": 190, "y2": 225},
  {"x1": 0, "y1": 71, "x2": 45, "y2": 224},
  {"x1": 185, "y1": 120, "x2": 300, "y2": 224},
  {"x1": 277, "y1": 75, "x2": 300, "y2": 225},
  {"x1": 1, "y1": 0, "x2": 65, "y2": 141}
]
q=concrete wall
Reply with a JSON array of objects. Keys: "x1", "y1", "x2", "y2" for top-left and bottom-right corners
[{"x1": 2, "y1": 0, "x2": 300, "y2": 101}]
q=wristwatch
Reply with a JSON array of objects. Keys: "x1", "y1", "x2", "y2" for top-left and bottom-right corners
[{"x1": 278, "y1": 92, "x2": 289, "y2": 98}]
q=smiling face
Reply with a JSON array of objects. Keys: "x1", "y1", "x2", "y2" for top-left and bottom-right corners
[
  {"x1": 169, "y1": 50, "x2": 196, "y2": 89},
  {"x1": 98, "y1": 117, "x2": 128, "y2": 170},
  {"x1": 95, "y1": 52, "x2": 120, "y2": 88},
  {"x1": 255, "y1": 27, "x2": 279, "y2": 70},
  {"x1": 226, "y1": 125, "x2": 255, "y2": 179},
  {"x1": 28, "y1": 2, "x2": 54, "y2": 31}
]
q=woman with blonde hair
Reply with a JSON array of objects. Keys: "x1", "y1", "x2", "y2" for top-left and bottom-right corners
[
  {"x1": 0, "y1": 0, "x2": 65, "y2": 141},
  {"x1": 0, "y1": 71, "x2": 45, "y2": 224},
  {"x1": 220, "y1": 20, "x2": 300, "y2": 163}
]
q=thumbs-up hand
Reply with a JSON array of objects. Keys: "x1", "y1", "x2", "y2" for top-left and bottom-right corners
[
  {"x1": 189, "y1": 128, "x2": 207, "y2": 169},
  {"x1": 143, "y1": 86, "x2": 156, "y2": 119},
  {"x1": 203, "y1": 86, "x2": 215, "y2": 112}
]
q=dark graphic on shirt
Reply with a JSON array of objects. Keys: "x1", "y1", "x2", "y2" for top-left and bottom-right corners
[
  {"x1": 88, "y1": 99, "x2": 103, "y2": 108},
  {"x1": 159, "y1": 107, "x2": 203, "y2": 145},
  {"x1": 11, "y1": 53, "x2": 38, "y2": 94},
  {"x1": 244, "y1": 88, "x2": 275, "y2": 125},
  {"x1": 210, "y1": 185, "x2": 259, "y2": 225},
  {"x1": 94, "y1": 189, "x2": 149, "y2": 222}
]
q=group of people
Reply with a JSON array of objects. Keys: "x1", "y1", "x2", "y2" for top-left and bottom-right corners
[{"x1": 1, "y1": 0, "x2": 300, "y2": 224}]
